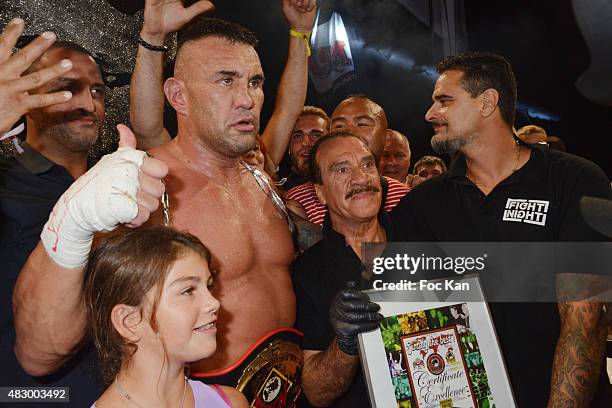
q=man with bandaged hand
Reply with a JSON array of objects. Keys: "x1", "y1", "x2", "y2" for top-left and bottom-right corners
[
  {"x1": 0, "y1": 17, "x2": 166, "y2": 406},
  {"x1": 14, "y1": 1, "x2": 318, "y2": 404},
  {"x1": 12, "y1": 123, "x2": 167, "y2": 374},
  {"x1": 8, "y1": 27, "x2": 167, "y2": 380}
]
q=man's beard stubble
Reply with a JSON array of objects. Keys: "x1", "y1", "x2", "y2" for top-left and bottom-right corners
[
  {"x1": 431, "y1": 135, "x2": 466, "y2": 155},
  {"x1": 209, "y1": 130, "x2": 257, "y2": 159},
  {"x1": 192, "y1": 106, "x2": 258, "y2": 159},
  {"x1": 431, "y1": 132, "x2": 477, "y2": 155},
  {"x1": 32, "y1": 109, "x2": 99, "y2": 153},
  {"x1": 47, "y1": 123, "x2": 98, "y2": 153}
]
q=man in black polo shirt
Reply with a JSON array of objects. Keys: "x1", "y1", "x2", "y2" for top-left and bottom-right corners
[
  {"x1": 392, "y1": 52, "x2": 611, "y2": 406},
  {"x1": 0, "y1": 29, "x2": 106, "y2": 405},
  {"x1": 293, "y1": 131, "x2": 396, "y2": 407}
]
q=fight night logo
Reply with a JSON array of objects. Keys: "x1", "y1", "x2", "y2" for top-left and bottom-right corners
[{"x1": 502, "y1": 198, "x2": 549, "y2": 226}]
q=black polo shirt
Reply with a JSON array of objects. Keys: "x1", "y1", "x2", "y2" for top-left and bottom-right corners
[
  {"x1": 293, "y1": 189, "x2": 399, "y2": 408},
  {"x1": 0, "y1": 144, "x2": 74, "y2": 336},
  {"x1": 0, "y1": 144, "x2": 103, "y2": 407},
  {"x1": 390, "y1": 144, "x2": 611, "y2": 406},
  {"x1": 391, "y1": 143, "x2": 610, "y2": 242}
]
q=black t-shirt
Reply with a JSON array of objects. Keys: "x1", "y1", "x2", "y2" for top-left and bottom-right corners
[
  {"x1": 0, "y1": 144, "x2": 103, "y2": 407},
  {"x1": 391, "y1": 144, "x2": 610, "y2": 242},
  {"x1": 293, "y1": 204, "x2": 398, "y2": 408},
  {"x1": 0, "y1": 144, "x2": 73, "y2": 336},
  {"x1": 390, "y1": 144, "x2": 611, "y2": 406}
]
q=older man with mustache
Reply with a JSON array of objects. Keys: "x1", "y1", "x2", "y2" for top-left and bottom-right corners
[
  {"x1": 286, "y1": 95, "x2": 410, "y2": 226},
  {"x1": 291, "y1": 130, "x2": 401, "y2": 407}
]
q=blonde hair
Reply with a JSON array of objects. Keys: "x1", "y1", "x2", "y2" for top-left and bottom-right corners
[{"x1": 301, "y1": 106, "x2": 330, "y2": 130}]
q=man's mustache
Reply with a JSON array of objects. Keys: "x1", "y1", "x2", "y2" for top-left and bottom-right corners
[
  {"x1": 345, "y1": 184, "x2": 380, "y2": 199},
  {"x1": 65, "y1": 110, "x2": 97, "y2": 122}
]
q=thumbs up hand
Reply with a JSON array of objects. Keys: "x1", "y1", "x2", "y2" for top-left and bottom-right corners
[{"x1": 41, "y1": 124, "x2": 168, "y2": 268}]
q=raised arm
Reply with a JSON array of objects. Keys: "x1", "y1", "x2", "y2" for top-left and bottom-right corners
[
  {"x1": 13, "y1": 126, "x2": 167, "y2": 376},
  {"x1": 302, "y1": 282, "x2": 382, "y2": 406},
  {"x1": 0, "y1": 19, "x2": 74, "y2": 134},
  {"x1": 130, "y1": 0, "x2": 214, "y2": 149},
  {"x1": 260, "y1": 0, "x2": 316, "y2": 167}
]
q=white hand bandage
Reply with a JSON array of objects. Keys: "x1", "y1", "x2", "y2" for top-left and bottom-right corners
[{"x1": 40, "y1": 147, "x2": 147, "y2": 268}]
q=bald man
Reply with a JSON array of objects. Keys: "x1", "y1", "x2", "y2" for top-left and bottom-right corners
[
  {"x1": 286, "y1": 95, "x2": 410, "y2": 225},
  {"x1": 328, "y1": 95, "x2": 387, "y2": 160},
  {"x1": 378, "y1": 129, "x2": 411, "y2": 183}
]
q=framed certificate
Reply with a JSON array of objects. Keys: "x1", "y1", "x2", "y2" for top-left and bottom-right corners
[{"x1": 358, "y1": 274, "x2": 516, "y2": 408}]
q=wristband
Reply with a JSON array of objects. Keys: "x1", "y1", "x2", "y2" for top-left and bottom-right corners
[
  {"x1": 137, "y1": 36, "x2": 168, "y2": 53},
  {"x1": 337, "y1": 335, "x2": 358, "y2": 356},
  {"x1": 289, "y1": 29, "x2": 312, "y2": 57}
]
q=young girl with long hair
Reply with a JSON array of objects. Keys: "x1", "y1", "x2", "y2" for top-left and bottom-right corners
[{"x1": 84, "y1": 226, "x2": 247, "y2": 407}]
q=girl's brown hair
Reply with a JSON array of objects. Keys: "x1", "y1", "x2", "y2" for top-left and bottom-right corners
[{"x1": 83, "y1": 226, "x2": 211, "y2": 384}]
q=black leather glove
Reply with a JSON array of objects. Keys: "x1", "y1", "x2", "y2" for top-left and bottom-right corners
[{"x1": 329, "y1": 281, "x2": 382, "y2": 355}]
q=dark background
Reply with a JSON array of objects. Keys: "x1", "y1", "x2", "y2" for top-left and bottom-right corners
[
  {"x1": 107, "y1": 0, "x2": 610, "y2": 177},
  {"x1": 204, "y1": 0, "x2": 611, "y2": 178},
  {"x1": 463, "y1": 0, "x2": 611, "y2": 177}
]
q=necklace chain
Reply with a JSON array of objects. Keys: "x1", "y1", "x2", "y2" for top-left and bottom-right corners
[
  {"x1": 115, "y1": 375, "x2": 187, "y2": 408},
  {"x1": 466, "y1": 139, "x2": 521, "y2": 187}
]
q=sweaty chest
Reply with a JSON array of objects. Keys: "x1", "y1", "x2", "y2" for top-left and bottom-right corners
[{"x1": 160, "y1": 168, "x2": 294, "y2": 276}]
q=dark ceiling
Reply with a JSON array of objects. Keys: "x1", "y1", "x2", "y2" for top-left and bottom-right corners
[
  {"x1": 105, "y1": 0, "x2": 611, "y2": 177},
  {"x1": 464, "y1": 0, "x2": 611, "y2": 177}
]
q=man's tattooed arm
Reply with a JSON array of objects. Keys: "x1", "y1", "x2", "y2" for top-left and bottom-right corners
[{"x1": 548, "y1": 274, "x2": 608, "y2": 407}]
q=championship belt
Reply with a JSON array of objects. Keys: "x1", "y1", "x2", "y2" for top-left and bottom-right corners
[{"x1": 191, "y1": 327, "x2": 303, "y2": 407}]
